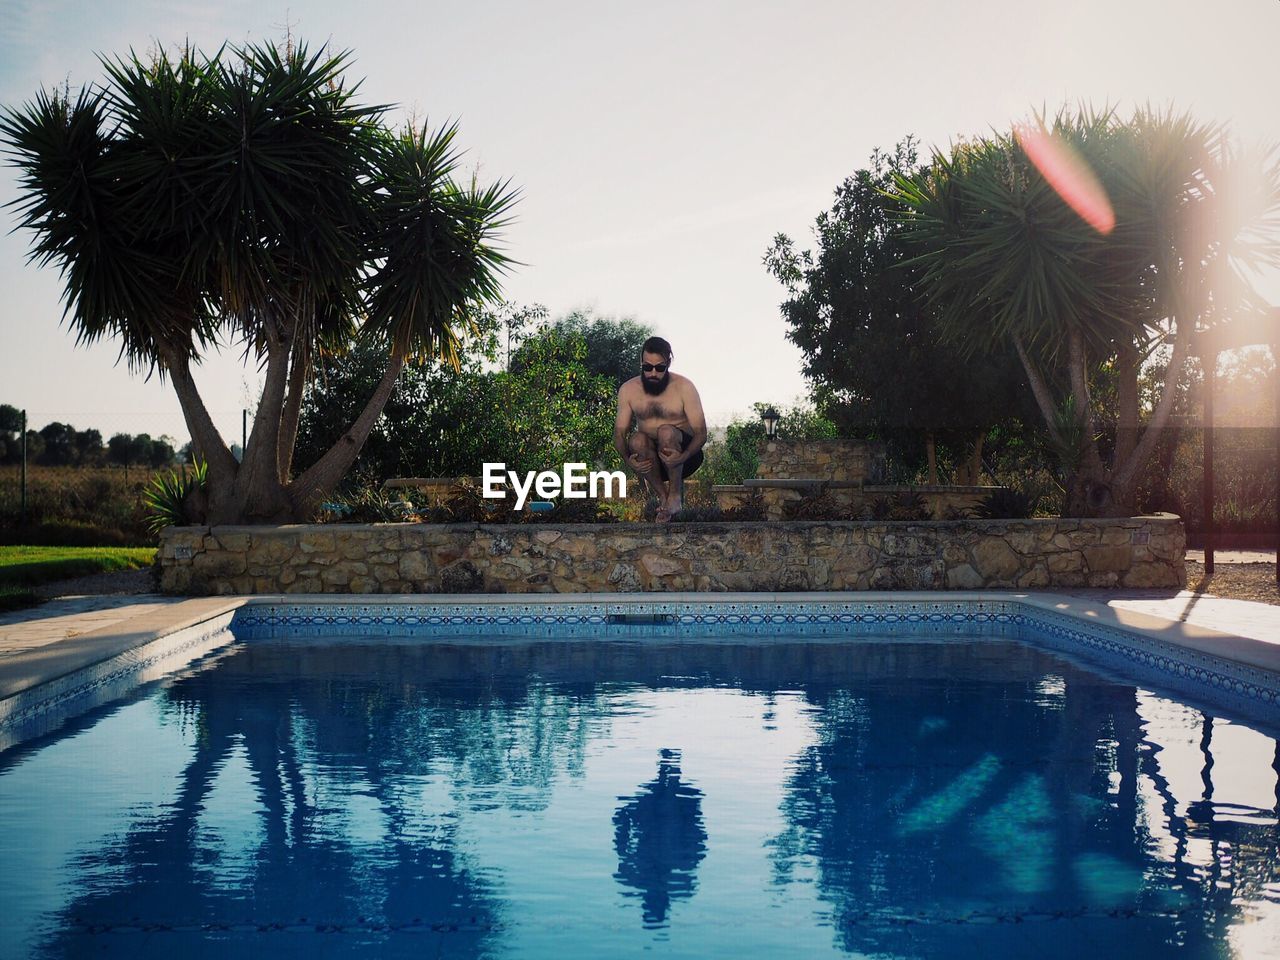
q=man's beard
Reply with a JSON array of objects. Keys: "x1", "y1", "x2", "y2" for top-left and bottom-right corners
[{"x1": 642, "y1": 372, "x2": 670, "y2": 395}]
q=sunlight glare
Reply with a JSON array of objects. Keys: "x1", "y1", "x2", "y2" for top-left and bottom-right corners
[{"x1": 1016, "y1": 124, "x2": 1116, "y2": 235}]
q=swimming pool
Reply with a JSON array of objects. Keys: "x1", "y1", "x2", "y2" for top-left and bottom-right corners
[{"x1": 1, "y1": 597, "x2": 1278, "y2": 958}]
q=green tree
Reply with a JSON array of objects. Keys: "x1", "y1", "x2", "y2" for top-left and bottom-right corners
[
  {"x1": 702, "y1": 403, "x2": 838, "y2": 486},
  {"x1": 496, "y1": 326, "x2": 618, "y2": 474},
  {"x1": 896, "y1": 107, "x2": 1280, "y2": 515},
  {"x1": 296, "y1": 311, "x2": 620, "y2": 484},
  {"x1": 37, "y1": 422, "x2": 80, "y2": 465},
  {"x1": 2, "y1": 40, "x2": 516, "y2": 524},
  {"x1": 0, "y1": 405, "x2": 24, "y2": 464},
  {"x1": 296, "y1": 324, "x2": 503, "y2": 482},
  {"x1": 528, "y1": 309, "x2": 654, "y2": 387},
  {"x1": 765, "y1": 139, "x2": 1035, "y2": 484}
]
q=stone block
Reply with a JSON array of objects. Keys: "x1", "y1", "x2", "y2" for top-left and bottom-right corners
[
  {"x1": 441, "y1": 560, "x2": 484, "y2": 593},
  {"x1": 971, "y1": 539, "x2": 1020, "y2": 580},
  {"x1": 193, "y1": 551, "x2": 246, "y2": 578},
  {"x1": 641, "y1": 554, "x2": 685, "y2": 577},
  {"x1": 1017, "y1": 564, "x2": 1050, "y2": 589},
  {"x1": 1048, "y1": 552, "x2": 1084, "y2": 573},
  {"x1": 399, "y1": 552, "x2": 432, "y2": 580},
  {"x1": 836, "y1": 545, "x2": 879, "y2": 575},
  {"x1": 298, "y1": 532, "x2": 336, "y2": 553},
  {"x1": 211, "y1": 532, "x2": 251, "y2": 553},
  {"x1": 946, "y1": 564, "x2": 984, "y2": 589},
  {"x1": 608, "y1": 563, "x2": 642, "y2": 591},
  {"x1": 1084, "y1": 545, "x2": 1131, "y2": 573},
  {"x1": 1121, "y1": 564, "x2": 1178, "y2": 589}
]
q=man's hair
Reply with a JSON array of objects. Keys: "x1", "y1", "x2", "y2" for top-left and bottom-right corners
[{"x1": 641, "y1": 336, "x2": 673, "y2": 362}]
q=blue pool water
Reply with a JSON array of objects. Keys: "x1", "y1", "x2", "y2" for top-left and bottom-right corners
[{"x1": 1, "y1": 631, "x2": 1278, "y2": 958}]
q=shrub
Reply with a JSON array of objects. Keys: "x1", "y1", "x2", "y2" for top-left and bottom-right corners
[
  {"x1": 974, "y1": 487, "x2": 1040, "y2": 520},
  {"x1": 669, "y1": 505, "x2": 727, "y2": 522},
  {"x1": 785, "y1": 492, "x2": 855, "y2": 521},
  {"x1": 317, "y1": 487, "x2": 417, "y2": 524},
  {"x1": 142, "y1": 461, "x2": 208, "y2": 533},
  {"x1": 864, "y1": 492, "x2": 930, "y2": 521},
  {"x1": 724, "y1": 493, "x2": 767, "y2": 521}
]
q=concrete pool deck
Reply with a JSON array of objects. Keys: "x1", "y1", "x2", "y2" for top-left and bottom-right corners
[{"x1": 2, "y1": 574, "x2": 1280, "y2": 710}]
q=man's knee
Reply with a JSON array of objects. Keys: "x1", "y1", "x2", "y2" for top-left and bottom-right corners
[
  {"x1": 628, "y1": 432, "x2": 654, "y2": 454},
  {"x1": 656, "y1": 424, "x2": 681, "y2": 447}
]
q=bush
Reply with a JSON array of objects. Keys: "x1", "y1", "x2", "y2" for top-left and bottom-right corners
[
  {"x1": 0, "y1": 465, "x2": 159, "y2": 543},
  {"x1": 974, "y1": 487, "x2": 1040, "y2": 520},
  {"x1": 864, "y1": 493, "x2": 930, "y2": 521},
  {"x1": 142, "y1": 461, "x2": 208, "y2": 533},
  {"x1": 316, "y1": 487, "x2": 416, "y2": 524},
  {"x1": 785, "y1": 492, "x2": 856, "y2": 521}
]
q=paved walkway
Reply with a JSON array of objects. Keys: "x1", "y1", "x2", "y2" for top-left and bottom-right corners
[{"x1": 0, "y1": 594, "x2": 188, "y2": 662}]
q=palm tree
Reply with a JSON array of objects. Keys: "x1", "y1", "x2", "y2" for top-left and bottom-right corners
[
  {"x1": 895, "y1": 107, "x2": 1280, "y2": 516},
  {"x1": 2, "y1": 41, "x2": 516, "y2": 524}
]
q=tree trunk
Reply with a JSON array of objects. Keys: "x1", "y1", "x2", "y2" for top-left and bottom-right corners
[
  {"x1": 964, "y1": 432, "x2": 985, "y2": 485},
  {"x1": 1013, "y1": 332, "x2": 1066, "y2": 450},
  {"x1": 277, "y1": 337, "x2": 311, "y2": 482},
  {"x1": 222, "y1": 330, "x2": 294, "y2": 525},
  {"x1": 1112, "y1": 320, "x2": 1190, "y2": 493},
  {"x1": 161, "y1": 346, "x2": 238, "y2": 523},
  {"x1": 290, "y1": 352, "x2": 407, "y2": 514},
  {"x1": 924, "y1": 431, "x2": 938, "y2": 484},
  {"x1": 1115, "y1": 340, "x2": 1139, "y2": 468}
]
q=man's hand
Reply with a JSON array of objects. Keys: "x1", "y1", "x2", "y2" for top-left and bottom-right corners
[
  {"x1": 658, "y1": 445, "x2": 686, "y2": 467},
  {"x1": 628, "y1": 451, "x2": 655, "y2": 474}
]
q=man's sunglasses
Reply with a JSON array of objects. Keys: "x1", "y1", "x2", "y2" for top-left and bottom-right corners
[{"x1": 642, "y1": 363, "x2": 669, "y2": 373}]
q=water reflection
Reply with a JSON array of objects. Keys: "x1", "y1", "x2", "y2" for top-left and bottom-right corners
[
  {"x1": 0, "y1": 637, "x2": 1275, "y2": 959},
  {"x1": 613, "y1": 748, "x2": 707, "y2": 926},
  {"x1": 768, "y1": 657, "x2": 1280, "y2": 958}
]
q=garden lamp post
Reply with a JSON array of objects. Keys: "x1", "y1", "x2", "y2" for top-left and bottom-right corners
[{"x1": 761, "y1": 406, "x2": 780, "y2": 438}]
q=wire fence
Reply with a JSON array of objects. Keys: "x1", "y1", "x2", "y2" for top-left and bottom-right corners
[{"x1": 0, "y1": 408, "x2": 248, "y2": 544}]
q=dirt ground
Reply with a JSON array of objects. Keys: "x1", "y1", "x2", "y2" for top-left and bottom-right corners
[
  {"x1": 1183, "y1": 561, "x2": 1280, "y2": 607},
  {"x1": 33, "y1": 567, "x2": 155, "y2": 599}
]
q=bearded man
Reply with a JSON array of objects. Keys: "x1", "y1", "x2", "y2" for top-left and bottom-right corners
[{"x1": 613, "y1": 336, "x2": 708, "y2": 521}]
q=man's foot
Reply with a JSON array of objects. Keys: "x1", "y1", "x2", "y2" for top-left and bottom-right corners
[
  {"x1": 665, "y1": 493, "x2": 683, "y2": 518},
  {"x1": 655, "y1": 505, "x2": 671, "y2": 523}
]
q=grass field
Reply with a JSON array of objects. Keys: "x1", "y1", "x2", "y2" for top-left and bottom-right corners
[
  {"x1": 0, "y1": 464, "x2": 166, "y2": 545},
  {"x1": 0, "y1": 546, "x2": 156, "y2": 612}
]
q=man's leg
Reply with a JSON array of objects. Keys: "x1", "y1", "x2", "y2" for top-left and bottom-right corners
[
  {"x1": 656, "y1": 424, "x2": 685, "y2": 517},
  {"x1": 628, "y1": 432, "x2": 670, "y2": 517}
]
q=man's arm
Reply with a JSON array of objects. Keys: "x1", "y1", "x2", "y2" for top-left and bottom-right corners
[
  {"x1": 614, "y1": 384, "x2": 638, "y2": 464},
  {"x1": 662, "y1": 380, "x2": 708, "y2": 465}
]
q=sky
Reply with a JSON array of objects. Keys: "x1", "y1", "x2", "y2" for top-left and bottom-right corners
[{"x1": 2, "y1": 0, "x2": 1279, "y2": 445}]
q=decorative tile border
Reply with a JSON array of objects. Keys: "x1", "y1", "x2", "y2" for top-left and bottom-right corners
[
  {"x1": 230, "y1": 598, "x2": 1280, "y2": 719},
  {"x1": 1016, "y1": 607, "x2": 1278, "y2": 714},
  {"x1": 5, "y1": 597, "x2": 1277, "y2": 754},
  {"x1": 0, "y1": 614, "x2": 237, "y2": 752}
]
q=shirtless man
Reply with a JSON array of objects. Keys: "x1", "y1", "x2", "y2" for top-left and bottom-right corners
[{"x1": 614, "y1": 337, "x2": 708, "y2": 521}]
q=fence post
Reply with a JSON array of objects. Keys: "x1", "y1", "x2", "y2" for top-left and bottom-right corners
[
  {"x1": 20, "y1": 409, "x2": 27, "y2": 526},
  {"x1": 242, "y1": 408, "x2": 247, "y2": 461}
]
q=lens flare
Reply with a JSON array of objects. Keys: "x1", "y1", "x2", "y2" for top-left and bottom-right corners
[{"x1": 1015, "y1": 124, "x2": 1115, "y2": 235}]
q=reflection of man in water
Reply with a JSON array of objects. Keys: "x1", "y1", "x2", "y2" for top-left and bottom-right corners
[{"x1": 613, "y1": 748, "x2": 708, "y2": 926}]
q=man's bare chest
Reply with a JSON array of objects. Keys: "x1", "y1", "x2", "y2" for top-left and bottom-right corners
[{"x1": 633, "y1": 397, "x2": 685, "y2": 421}]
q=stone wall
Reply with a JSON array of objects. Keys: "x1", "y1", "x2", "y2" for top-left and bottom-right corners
[
  {"x1": 757, "y1": 439, "x2": 887, "y2": 482},
  {"x1": 160, "y1": 515, "x2": 1185, "y2": 595}
]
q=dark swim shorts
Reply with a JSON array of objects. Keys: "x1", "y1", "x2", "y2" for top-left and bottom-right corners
[{"x1": 659, "y1": 429, "x2": 704, "y2": 482}]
